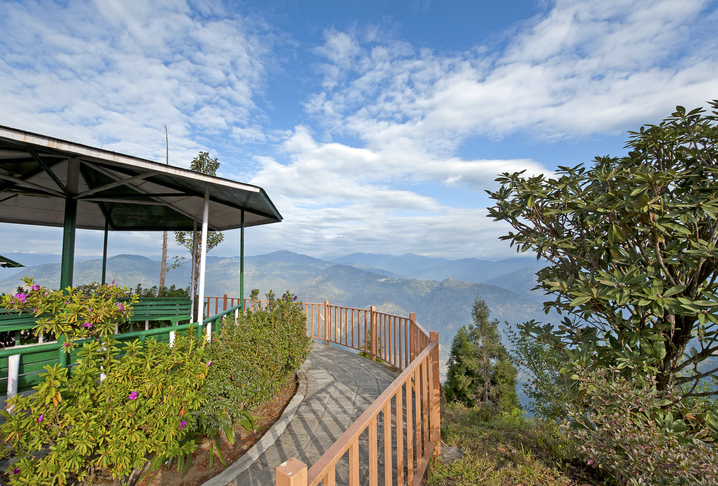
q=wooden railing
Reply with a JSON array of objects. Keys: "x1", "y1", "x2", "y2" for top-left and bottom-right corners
[
  {"x1": 203, "y1": 295, "x2": 441, "y2": 486},
  {"x1": 205, "y1": 296, "x2": 432, "y2": 371}
]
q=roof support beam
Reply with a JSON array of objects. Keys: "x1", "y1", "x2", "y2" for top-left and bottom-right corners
[
  {"x1": 82, "y1": 161, "x2": 220, "y2": 230},
  {"x1": 75, "y1": 170, "x2": 160, "y2": 198},
  {"x1": 79, "y1": 163, "x2": 115, "y2": 231},
  {"x1": 0, "y1": 174, "x2": 66, "y2": 198},
  {"x1": 26, "y1": 147, "x2": 71, "y2": 197}
]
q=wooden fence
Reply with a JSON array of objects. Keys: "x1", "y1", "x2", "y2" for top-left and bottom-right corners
[{"x1": 204, "y1": 295, "x2": 441, "y2": 486}]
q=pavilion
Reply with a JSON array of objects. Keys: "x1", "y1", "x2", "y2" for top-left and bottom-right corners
[{"x1": 0, "y1": 124, "x2": 282, "y2": 324}]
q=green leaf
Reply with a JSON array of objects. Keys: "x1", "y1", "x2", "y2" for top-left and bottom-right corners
[{"x1": 570, "y1": 296, "x2": 592, "y2": 306}]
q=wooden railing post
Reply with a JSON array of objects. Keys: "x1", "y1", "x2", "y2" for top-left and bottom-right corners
[
  {"x1": 370, "y1": 306, "x2": 377, "y2": 361},
  {"x1": 323, "y1": 301, "x2": 329, "y2": 345},
  {"x1": 276, "y1": 458, "x2": 307, "y2": 486},
  {"x1": 222, "y1": 294, "x2": 228, "y2": 312},
  {"x1": 409, "y1": 313, "x2": 417, "y2": 362},
  {"x1": 430, "y1": 331, "x2": 441, "y2": 455}
]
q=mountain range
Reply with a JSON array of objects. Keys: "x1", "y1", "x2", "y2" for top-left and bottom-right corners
[{"x1": 0, "y1": 250, "x2": 553, "y2": 393}]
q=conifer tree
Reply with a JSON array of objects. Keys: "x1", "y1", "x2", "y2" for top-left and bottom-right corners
[{"x1": 445, "y1": 296, "x2": 519, "y2": 411}]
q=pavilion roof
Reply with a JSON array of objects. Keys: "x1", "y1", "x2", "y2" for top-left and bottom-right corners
[{"x1": 0, "y1": 125, "x2": 282, "y2": 232}]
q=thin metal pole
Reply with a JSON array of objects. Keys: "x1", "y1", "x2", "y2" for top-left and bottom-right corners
[
  {"x1": 240, "y1": 210, "x2": 244, "y2": 310},
  {"x1": 101, "y1": 219, "x2": 109, "y2": 285},
  {"x1": 197, "y1": 184, "x2": 210, "y2": 340},
  {"x1": 189, "y1": 220, "x2": 197, "y2": 321}
]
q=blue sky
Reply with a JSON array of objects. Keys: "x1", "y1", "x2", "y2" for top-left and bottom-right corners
[{"x1": 1, "y1": 0, "x2": 717, "y2": 262}]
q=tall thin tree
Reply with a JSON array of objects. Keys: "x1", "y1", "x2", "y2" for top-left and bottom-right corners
[{"x1": 159, "y1": 124, "x2": 169, "y2": 289}]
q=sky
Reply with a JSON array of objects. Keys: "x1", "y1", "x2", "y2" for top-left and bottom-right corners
[{"x1": 1, "y1": 0, "x2": 717, "y2": 263}]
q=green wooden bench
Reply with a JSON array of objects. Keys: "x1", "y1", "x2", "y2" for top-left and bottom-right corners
[
  {"x1": 118, "y1": 297, "x2": 192, "y2": 332},
  {"x1": 0, "y1": 309, "x2": 47, "y2": 347}
]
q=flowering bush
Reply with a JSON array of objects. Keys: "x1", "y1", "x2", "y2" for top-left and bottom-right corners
[
  {"x1": 561, "y1": 366, "x2": 718, "y2": 486},
  {"x1": 0, "y1": 279, "x2": 208, "y2": 485},
  {"x1": 200, "y1": 290, "x2": 311, "y2": 435},
  {"x1": 1, "y1": 277, "x2": 136, "y2": 349}
]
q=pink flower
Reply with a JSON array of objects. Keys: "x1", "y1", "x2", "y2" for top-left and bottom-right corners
[
  {"x1": 31, "y1": 284, "x2": 40, "y2": 291},
  {"x1": 63, "y1": 342, "x2": 71, "y2": 347},
  {"x1": 83, "y1": 322, "x2": 92, "y2": 329},
  {"x1": 180, "y1": 420, "x2": 187, "y2": 431},
  {"x1": 38, "y1": 414, "x2": 43, "y2": 424},
  {"x1": 206, "y1": 360, "x2": 212, "y2": 367},
  {"x1": 116, "y1": 302, "x2": 125, "y2": 313},
  {"x1": 12, "y1": 468, "x2": 19, "y2": 474},
  {"x1": 128, "y1": 391, "x2": 138, "y2": 400},
  {"x1": 12, "y1": 292, "x2": 27, "y2": 304}
]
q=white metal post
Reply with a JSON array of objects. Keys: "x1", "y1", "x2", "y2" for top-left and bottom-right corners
[
  {"x1": 189, "y1": 220, "x2": 197, "y2": 321},
  {"x1": 197, "y1": 184, "x2": 210, "y2": 341},
  {"x1": 6, "y1": 354, "x2": 19, "y2": 402}
]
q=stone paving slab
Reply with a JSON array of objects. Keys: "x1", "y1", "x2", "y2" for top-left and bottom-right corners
[{"x1": 202, "y1": 344, "x2": 398, "y2": 486}]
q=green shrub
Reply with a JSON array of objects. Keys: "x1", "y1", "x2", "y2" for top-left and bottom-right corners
[
  {"x1": 0, "y1": 279, "x2": 209, "y2": 485},
  {"x1": 201, "y1": 290, "x2": 312, "y2": 432},
  {"x1": 1, "y1": 335, "x2": 208, "y2": 485},
  {"x1": 562, "y1": 365, "x2": 718, "y2": 486}
]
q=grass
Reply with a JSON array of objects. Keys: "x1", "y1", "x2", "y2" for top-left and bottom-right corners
[{"x1": 425, "y1": 403, "x2": 612, "y2": 486}]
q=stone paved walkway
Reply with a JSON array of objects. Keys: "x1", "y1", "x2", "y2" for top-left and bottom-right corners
[{"x1": 203, "y1": 344, "x2": 398, "y2": 486}]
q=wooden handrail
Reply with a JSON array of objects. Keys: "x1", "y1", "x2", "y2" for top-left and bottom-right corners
[
  {"x1": 205, "y1": 296, "x2": 431, "y2": 372},
  {"x1": 234, "y1": 294, "x2": 439, "y2": 486},
  {"x1": 302, "y1": 334, "x2": 440, "y2": 486}
]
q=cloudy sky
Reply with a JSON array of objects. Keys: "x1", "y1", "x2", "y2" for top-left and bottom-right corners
[{"x1": 1, "y1": 0, "x2": 717, "y2": 262}]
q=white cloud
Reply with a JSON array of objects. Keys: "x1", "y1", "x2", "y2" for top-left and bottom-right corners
[
  {"x1": 308, "y1": 0, "x2": 718, "y2": 149},
  {"x1": 245, "y1": 125, "x2": 547, "y2": 259},
  {"x1": 251, "y1": 126, "x2": 547, "y2": 197},
  {"x1": 0, "y1": 0, "x2": 274, "y2": 167}
]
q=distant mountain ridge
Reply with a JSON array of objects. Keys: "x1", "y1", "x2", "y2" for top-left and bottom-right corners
[
  {"x1": 0, "y1": 249, "x2": 551, "y2": 342},
  {"x1": 0, "y1": 250, "x2": 553, "y2": 407}
]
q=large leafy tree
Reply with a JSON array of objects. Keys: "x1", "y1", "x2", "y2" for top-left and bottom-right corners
[
  {"x1": 487, "y1": 102, "x2": 718, "y2": 397},
  {"x1": 172, "y1": 152, "x2": 224, "y2": 284},
  {"x1": 445, "y1": 297, "x2": 519, "y2": 411}
]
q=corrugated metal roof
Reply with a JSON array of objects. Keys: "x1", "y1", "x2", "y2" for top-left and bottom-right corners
[{"x1": 0, "y1": 125, "x2": 282, "y2": 231}]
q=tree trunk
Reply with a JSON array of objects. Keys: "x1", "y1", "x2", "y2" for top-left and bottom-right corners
[
  {"x1": 159, "y1": 125, "x2": 170, "y2": 289},
  {"x1": 159, "y1": 231, "x2": 167, "y2": 288}
]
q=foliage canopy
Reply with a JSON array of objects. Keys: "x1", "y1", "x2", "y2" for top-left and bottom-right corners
[{"x1": 488, "y1": 101, "x2": 718, "y2": 396}]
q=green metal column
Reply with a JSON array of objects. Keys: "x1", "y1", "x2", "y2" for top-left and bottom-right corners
[
  {"x1": 60, "y1": 201, "x2": 77, "y2": 290},
  {"x1": 240, "y1": 210, "x2": 244, "y2": 310},
  {"x1": 60, "y1": 159, "x2": 80, "y2": 291},
  {"x1": 101, "y1": 219, "x2": 109, "y2": 285},
  {"x1": 59, "y1": 159, "x2": 79, "y2": 368}
]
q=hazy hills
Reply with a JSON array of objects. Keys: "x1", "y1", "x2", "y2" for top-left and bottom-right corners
[
  {"x1": 0, "y1": 250, "x2": 554, "y2": 404},
  {"x1": 0, "y1": 250, "x2": 550, "y2": 345}
]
